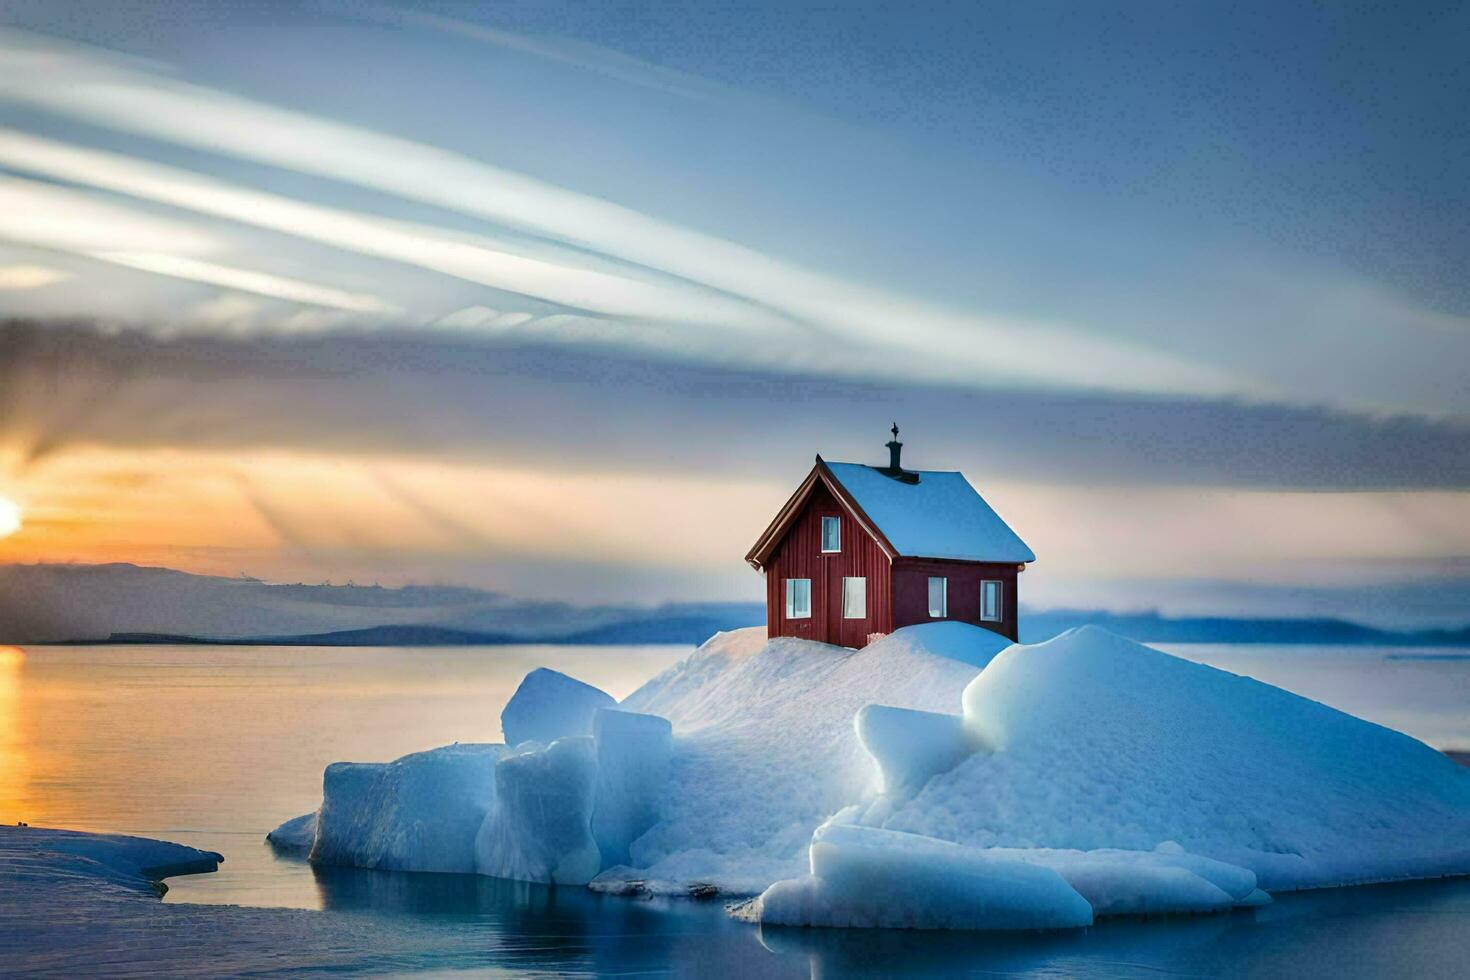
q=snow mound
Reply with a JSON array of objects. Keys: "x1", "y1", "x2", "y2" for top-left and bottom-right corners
[
  {"x1": 751, "y1": 823, "x2": 1092, "y2": 930},
  {"x1": 311, "y1": 743, "x2": 502, "y2": 872},
  {"x1": 863, "y1": 626, "x2": 1470, "y2": 891},
  {"x1": 501, "y1": 668, "x2": 615, "y2": 746},
  {"x1": 598, "y1": 624, "x2": 1001, "y2": 894}
]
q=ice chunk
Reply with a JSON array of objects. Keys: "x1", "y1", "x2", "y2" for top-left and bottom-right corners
[
  {"x1": 311, "y1": 742, "x2": 501, "y2": 872},
  {"x1": 855, "y1": 704, "x2": 976, "y2": 795},
  {"x1": 266, "y1": 811, "x2": 317, "y2": 853},
  {"x1": 754, "y1": 824, "x2": 1092, "y2": 930},
  {"x1": 476, "y1": 736, "x2": 602, "y2": 884},
  {"x1": 592, "y1": 707, "x2": 673, "y2": 866},
  {"x1": 500, "y1": 667, "x2": 615, "y2": 746}
]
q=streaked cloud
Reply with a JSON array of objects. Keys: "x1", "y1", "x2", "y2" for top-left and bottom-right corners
[{"x1": 0, "y1": 28, "x2": 1241, "y2": 397}]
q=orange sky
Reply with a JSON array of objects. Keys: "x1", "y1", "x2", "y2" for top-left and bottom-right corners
[{"x1": 3, "y1": 444, "x2": 1468, "y2": 606}]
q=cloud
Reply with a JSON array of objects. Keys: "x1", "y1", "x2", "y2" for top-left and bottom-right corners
[
  {"x1": 2, "y1": 318, "x2": 1467, "y2": 492},
  {"x1": 0, "y1": 28, "x2": 1241, "y2": 398},
  {"x1": 93, "y1": 252, "x2": 398, "y2": 314}
]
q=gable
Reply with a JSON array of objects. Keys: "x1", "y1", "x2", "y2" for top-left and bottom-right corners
[{"x1": 745, "y1": 460, "x2": 895, "y2": 569}]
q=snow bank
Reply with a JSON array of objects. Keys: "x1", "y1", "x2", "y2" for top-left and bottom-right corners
[
  {"x1": 311, "y1": 743, "x2": 502, "y2": 872},
  {"x1": 860, "y1": 626, "x2": 1470, "y2": 892},
  {"x1": 501, "y1": 667, "x2": 615, "y2": 746},
  {"x1": 750, "y1": 823, "x2": 1092, "y2": 930}
]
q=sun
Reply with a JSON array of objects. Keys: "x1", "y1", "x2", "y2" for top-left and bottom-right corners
[{"x1": 0, "y1": 497, "x2": 21, "y2": 538}]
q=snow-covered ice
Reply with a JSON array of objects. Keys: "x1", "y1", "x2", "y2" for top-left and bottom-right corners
[
  {"x1": 601, "y1": 623, "x2": 1007, "y2": 894},
  {"x1": 0, "y1": 826, "x2": 221, "y2": 896},
  {"x1": 855, "y1": 626, "x2": 1470, "y2": 892},
  {"x1": 500, "y1": 667, "x2": 615, "y2": 746},
  {"x1": 271, "y1": 621, "x2": 1470, "y2": 931}
]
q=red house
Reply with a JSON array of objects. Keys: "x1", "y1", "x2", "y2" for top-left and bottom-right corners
[{"x1": 745, "y1": 428, "x2": 1034, "y2": 647}]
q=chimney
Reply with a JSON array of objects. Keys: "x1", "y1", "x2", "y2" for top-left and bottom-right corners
[
  {"x1": 885, "y1": 422, "x2": 903, "y2": 471},
  {"x1": 880, "y1": 424, "x2": 919, "y2": 482}
]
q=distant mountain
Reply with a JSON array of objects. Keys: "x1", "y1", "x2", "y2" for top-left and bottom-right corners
[
  {"x1": 0, "y1": 562, "x2": 761, "y2": 647},
  {"x1": 3, "y1": 562, "x2": 1466, "y2": 649},
  {"x1": 1018, "y1": 608, "x2": 1470, "y2": 647}
]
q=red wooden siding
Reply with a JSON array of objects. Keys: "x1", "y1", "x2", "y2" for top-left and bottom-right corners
[
  {"x1": 891, "y1": 559, "x2": 1019, "y2": 641},
  {"x1": 765, "y1": 483, "x2": 892, "y2": 647}
]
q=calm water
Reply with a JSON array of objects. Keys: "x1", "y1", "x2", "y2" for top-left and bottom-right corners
[{"x1": 3, "y1": 641, "x2": 1468, "y2": 977}]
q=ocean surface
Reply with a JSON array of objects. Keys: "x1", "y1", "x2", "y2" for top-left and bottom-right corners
[{"x1": 2, "y1": 640, "x2": 1467, "y2": 977}]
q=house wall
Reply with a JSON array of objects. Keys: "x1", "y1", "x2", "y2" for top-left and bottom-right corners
[
  {"x1": 765, "y1": 483, "x2": 892, "y2": 648},
  {"x1": 892, "y1": 559, "x2": 1020, "y2": 642}
]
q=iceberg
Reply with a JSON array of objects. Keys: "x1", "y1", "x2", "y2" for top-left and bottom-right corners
[{"x1": 273, "y1": 621, "x2": 1470, "y2": 930}]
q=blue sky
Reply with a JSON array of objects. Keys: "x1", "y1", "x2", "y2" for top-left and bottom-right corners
[{"x1": 0, "y1": 2, "x2": 1466, "y2": 623}]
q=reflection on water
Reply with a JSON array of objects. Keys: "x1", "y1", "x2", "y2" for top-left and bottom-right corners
[
  {"x1": 297, "y1": 859, "x2": 1470, "y2": 978},
  {"x1": 755, "y1": 877, "x2": 1470, "y2": 978},
  {"x1": 3, "y1": 643, "x2": 690, "y2": 909},
  {"x1": 0, "y1": 647, "x2": 26, "y2": 821}
]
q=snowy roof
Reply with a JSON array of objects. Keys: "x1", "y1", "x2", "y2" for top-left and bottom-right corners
[{"x1": 822, "y1": 461, "x2": 1035, "y2": 564}]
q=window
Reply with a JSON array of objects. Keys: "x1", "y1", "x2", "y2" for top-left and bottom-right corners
[
  {"x1": 820, "y1": 516, "x2": 841, "y2": 553},
  {"x1": 842, "y1": 577, "x2": 867, "y2": 619},
  {"x1": 927, "y1": 577, "x2": 947, "y2": 618},
  {"x1": 785, "y1": 578, "x2": 812, "y2": 619},
  {"x1": 981, "y1": 580, "x2": 1003, "y2": 622}
]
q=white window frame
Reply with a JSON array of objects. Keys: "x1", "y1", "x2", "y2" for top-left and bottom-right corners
[
  {"x1": 820, "y1": 515, "x2": 841, "y2": 553},
  {"x1": 927, "y1": 576, "x2": 947, "y2": 618},
  {"x1": 981, "y1": 580, "x2": 1003, "y2": 622},
  {"x1": 842, "y1": 576, "x2": 867, "y2": 619},
  {"x1": 785, "y1": 578, "x2": 812, "y2": 619}
]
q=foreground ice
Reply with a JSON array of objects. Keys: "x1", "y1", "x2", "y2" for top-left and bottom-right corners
[
  {"x1": 272, "y1": 622, "x2": 1470, "y2": 930},
  {"x1": 0, "y1": 826, "x2": 221, "y2": 896}
]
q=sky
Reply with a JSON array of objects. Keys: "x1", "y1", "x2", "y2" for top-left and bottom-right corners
[{"x1": 0, "y1": 1, "x2": 1467, "y2": 625}]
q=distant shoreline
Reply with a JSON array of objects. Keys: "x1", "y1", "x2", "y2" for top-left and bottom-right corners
[{"x1": 31, "y1": 613, "x2": 1470, "y2": 650}]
